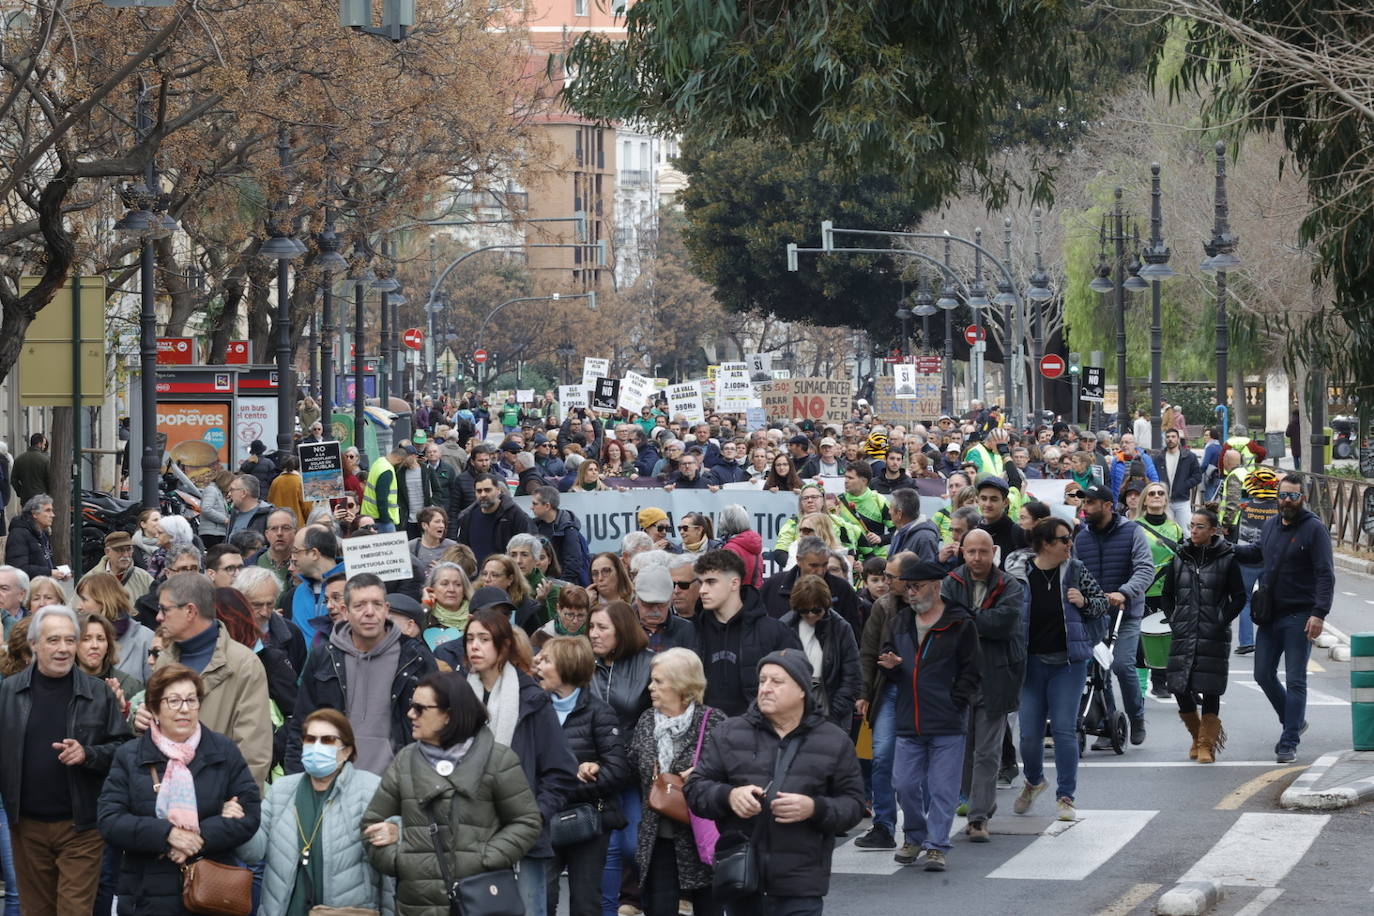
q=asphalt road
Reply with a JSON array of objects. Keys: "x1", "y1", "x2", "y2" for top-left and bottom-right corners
[{"x1": 823, "y1": 566, "x2": 1374, "y2": 916}]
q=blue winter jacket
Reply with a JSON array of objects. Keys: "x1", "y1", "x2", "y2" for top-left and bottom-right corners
[
  {"x1": 1074, "y1": 514, "x2": 1155, "y2": 620},
  {"x1": 1007, "y1": 555, "x2": 1111, "y2": 664}
]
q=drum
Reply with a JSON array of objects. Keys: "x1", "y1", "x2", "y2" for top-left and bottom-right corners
[{"x1": 1140, "y1": 611, "x2": 1173, "y2": 670}]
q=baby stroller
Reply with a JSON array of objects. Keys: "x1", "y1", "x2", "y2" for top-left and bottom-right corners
[{"x1": 1077, "y1": 610, "x2": 1128, "y2": 756}]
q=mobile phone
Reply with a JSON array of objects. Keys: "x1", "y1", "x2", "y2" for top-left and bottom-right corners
[{"x1": 329, "y1": 497, "x2": 350, "y2": 515}]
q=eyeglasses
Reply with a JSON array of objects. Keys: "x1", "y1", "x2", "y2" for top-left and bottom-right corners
[
  {"x1": 671, "y1": 579, "x2": 697, "y2": 590},
  {"x1": 161, "y1": 695, "x2": 200, "y2": 711},
  {"x1": 1278, "y1": 491, "x2": 1303, "y2": 501},
  {"x1": 408, "y1": 701, "x2": 439, "y2": 716},
  {"x1": 157, "y1": 602, "x2": 190, "y2": 615},
  {"x1": 215, "y1": 563, "x2": 244, "y2": 575},
  {"x1": 302, "y1": 734, "x2": 344, "y2": 746}
]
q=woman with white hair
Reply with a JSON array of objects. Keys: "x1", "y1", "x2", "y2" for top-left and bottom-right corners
[
  {"x1": 4, "y1": 494, "x2": 64, "y2": 582},
  {"x1": 146, "y1": 514, "x2": 197, "y2": 581},
  {"x1": 714, "y1": 504, "x2": 764, "y2": 589}
]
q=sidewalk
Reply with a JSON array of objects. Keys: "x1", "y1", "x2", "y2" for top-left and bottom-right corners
[{"x1": 1280, "y1": 750, "x2": 1374, "y2": 809}]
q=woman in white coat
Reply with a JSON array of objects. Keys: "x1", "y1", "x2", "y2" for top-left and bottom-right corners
[{"x1": 240, "y1": 708, "x2": 392, "y2": 916}]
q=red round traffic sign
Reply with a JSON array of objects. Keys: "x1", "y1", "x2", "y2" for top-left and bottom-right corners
[
  {"x1": 474, "y1": 348, "x2": 489, "y2": 364},
  {"x1": 964, "y1": 325, "x2": 986, "y2": 346},
  {"x1": 402, "y1": 328, "x2": 424, "y2": 351},
  {"x1": 1040, "y1": 354, "x2": 1066, "y2": 378}
]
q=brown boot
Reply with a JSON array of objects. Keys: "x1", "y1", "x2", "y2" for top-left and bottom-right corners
[
  {"x1": 1197, "y1": 714, "x2": 1225, "y2": 764},
  {"x1": 1179, "y1": 710, "x2": 1201, "y2": 760}
]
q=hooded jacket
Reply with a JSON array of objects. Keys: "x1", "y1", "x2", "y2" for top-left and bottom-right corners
[
  {"x1": 1232, "y1": 507, "x2": 1334, "y2": 619},
  {"x1": 779, "y1": 608, "x2": 862, "y2": 727},
  {"x1": 362, "y1": 729, "x2": 540, "y2": 916},
  {"x1": 692, "y1": 588, "x2": 802, "y2": 717},
  {"x1": 685, "y1": 703, "x2": 865, "y2": 899},
  {"x1": 1162, "y1": 535, "x2": 1247, "y2": 696},
  {"x1": 881, "y1": 602, "x2": 981, "y2": 737},
  {"x1": 720, "y1": 529, "x2": 765, "y2": 589},
  {"x1": 285, "y1": 622, "x2": 437, "y2": 775},
  {"x1": 535, "y1": 508, "x2": 590, "y2": 586},
  {"x1": 941, "y1": 565, "x2": 1026, "y2": 714}
]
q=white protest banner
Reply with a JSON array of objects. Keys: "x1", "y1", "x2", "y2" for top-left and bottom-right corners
[
  {"x1": 747, "y1": 353, "x2": 773, "y2": 384},
  {"x1": 515, "y1": 487, "x2": 798, "y2": 554},
  {"x1": 719, "y1": 361, "x2": 747, "y2": 374},
  {"x1": 558, "y1": 384, "x2": 588, "y2": 412},
  {"x1": 619, "y1": 370, "x2": 654, "y2": 412},
  {"x1": 666, "y1": 383, "x2": 705, "y2": 424},
  {"x1": 516, "y1": 388, "x2": 535, "y2": 404},
  {"x1": 716, "y1": 368, "x2": 753, "y2": 412},
  {"x1": 298, "y1": 440, "x2": 344, "y2": 501},
  {"x1": 582, "y1": 357, "x2": 609, "y2": 390},
  {"x1": 893, "y1": 364, "x2": 918, "y2": 399},
  {"x1": 341, "y1": 531, "x2": 412, "y2": 582}
]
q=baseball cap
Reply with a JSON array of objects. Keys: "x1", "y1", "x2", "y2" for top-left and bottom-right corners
[
  {"x1": 470, "y1": 586, "x2": 516, "y2": 614},
  {"x1": 945, "y1": 442, "x2": 961, "y2": 453},
  {"x1": 499, "y1": 438, "x2": 521, "y2": 453},
  {"x1": 635, "y1": 566, "x2": 673, "y2": 604},
  {"x1": 1078, "y1": 484, "x2": 1113, "y2": 502},
  {"x1": 413, "y1": 430, "x2": 428, "y2": 445},
  {"x1": 819, "y1": 436, "x2": 838, "y2": 448},
  {"x1": 386, "y1": 593, "x2": 426, "y2": 629}
]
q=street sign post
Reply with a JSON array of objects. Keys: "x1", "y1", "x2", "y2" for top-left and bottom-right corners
[
  {"x1": 402, "y1": 328, "x2": 424, "y2": 351},
  {"x1": 1039, "y1": 354, "x2": 1065, "y2": 379}
]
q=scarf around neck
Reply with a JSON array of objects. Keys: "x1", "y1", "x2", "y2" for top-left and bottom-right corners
[
  {"x1": 468, "y1": 662, "x2": 520, "y2": 747},
  {"x1": 150, "y1": 721, "x2": 202, "y2": 831},
  {"x1": 653, "y1": 702, "x2": 697, "y2": 773},
  {"x1": 431, "y1": 599, "x2": 469, "y2": 633},
  {"x1": 419, "y1": 736, "x2": 475, "y2": 772}
]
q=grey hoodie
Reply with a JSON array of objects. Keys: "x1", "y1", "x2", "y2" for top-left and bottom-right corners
[{"x1": 331, "y1": 622, "x2": 404, "y2": 774}]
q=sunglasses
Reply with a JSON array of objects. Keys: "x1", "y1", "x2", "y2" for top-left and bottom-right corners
[
  {"x1": 1050, "y1": 535, "x2": 1073, "y2": 545},
  {"x1": 408, "y1": 702, "x2": 439, "y2": 716},
  {"x1": 1068, "y1": 491, "x2": 1088, "y2": 499},
  {"x1": 302, "y1": 734, "x2": 344, "y2": 746},
  {"x1": 799, "y1": 607, "x2": 827, "y2": 616},
  {"x1": 678, "y1": 524, "x2": 698, "y2": 532},
  {"x1": 672, "y1": 579, "x2": 696, "y2": 590},
  {"x1": 1278, "y1": 491, "x2": 1303, "y2": 501},
  {"x1": 653, "y1": 524, "x2": 670, "y2": 533}
]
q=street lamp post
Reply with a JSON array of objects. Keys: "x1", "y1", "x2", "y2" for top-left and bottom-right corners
[
  {"x1": 1141, "y1": 164, "x2": 1176, "y2": 439},
  {"x1": 968, "y1": 228, "x2": 991, "y2": 403},
  {"x1": 314, "y1": 201, "x2": 349, "y2": 425},
  {"x1": 1202, "y1": 141, "x2": 1239, "y2": 428},
  {"x1": 895, "y1": 298, "x2": 912, "y2": 358},
  {"x1": 940, "y1": 238, "x2": 958, "y2": 414},
  {"x1": 261, "y1": 127, "x2": 306, "y2": 453},
  {"x1": 995, "y1": 218, "x2": 1018, "y2": 420},
  {"x1": 556, "y1": 340, "x2": 576, "y2": 384},
  {"x1": 912, "y1": 278, "x2": 936, "y2": 356},
  {"x1": 1091, "y1": 189, "x2": 1148, "y2": 434},
  {"x1": 349, "y1": 244, "x2": 374, "y2": 453},
  {"x1": 1026, "y1": 208, "x2": 1055, "y2": 422}
]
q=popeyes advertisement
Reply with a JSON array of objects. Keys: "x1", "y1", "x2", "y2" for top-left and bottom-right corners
[{"x1": 156, "y1": 402, "x2": 230, "y2": 485}]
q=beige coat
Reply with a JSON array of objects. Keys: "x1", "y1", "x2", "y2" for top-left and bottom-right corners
[{"x1": 160, "y1": 624, "x2": 273, "y2": 786}]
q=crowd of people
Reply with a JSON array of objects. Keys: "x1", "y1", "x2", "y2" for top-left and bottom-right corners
[{"x1": 0, "y1": 391, "x2": 1335, "y2": 915}]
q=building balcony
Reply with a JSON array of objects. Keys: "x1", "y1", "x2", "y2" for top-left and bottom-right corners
[{"x1": 618, "y1": 169, "x2": 652, "y2": 188}]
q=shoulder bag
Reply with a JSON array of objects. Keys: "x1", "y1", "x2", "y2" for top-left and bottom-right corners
[
  {"x1": 648, "y1": 707, "x2": 714, "y2": 826},
  {"x1": 712, "y1": 735, "x2": 803, "y2": 901},
  {"x1": 549, "y1": 800, "x2": 602, "y2": 848},
  {"x1": 426, "y1": 797, "x2": 524, "y2": 916},
  {"x1": 686, "y1": 712, "x2": 720, "y2": 866},
  {"x1": 1248, "y1": 521, "x2": 1302, "y2": 627},
  {"x1": 146, "y1": 766, "x2": 253, "y2": 916}
]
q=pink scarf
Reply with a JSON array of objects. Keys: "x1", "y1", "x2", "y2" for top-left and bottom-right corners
[{"x1": 150, "y1": 721, "x2": 202, "y2": 832}]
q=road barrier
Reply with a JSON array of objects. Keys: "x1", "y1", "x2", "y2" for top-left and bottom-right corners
[{"x1": 1351, "y1": 632, "x2": 1374, "y2": 751}]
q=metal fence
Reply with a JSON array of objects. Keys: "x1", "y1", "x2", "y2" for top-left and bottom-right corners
[{"x1": 1306, "y1": 472, "x2": 1374, "y2": 553}]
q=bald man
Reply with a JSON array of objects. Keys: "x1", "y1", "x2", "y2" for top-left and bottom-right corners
[{"x1": 941, "y1": 528, "x2": 1026, "y2": 841}]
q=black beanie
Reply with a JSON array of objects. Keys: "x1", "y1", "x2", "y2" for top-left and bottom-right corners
[{"x1": 758, "y1": 649, "x2": 815, "y2": 697}]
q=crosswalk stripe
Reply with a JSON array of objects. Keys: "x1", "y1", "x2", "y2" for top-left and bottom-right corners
[
  {"x1": 988, "y1": 809, "x2": 1157, "y2": 881},
  {"x1": 1231, "y1": 678, "x2": 1348, "y2": 706},
  {"x1": 1180, "y1": 812, "x2": 1328, "y2": 887},
  {"x1": 1235, "y1": 888, "x2": 1285, "y2": 916}
]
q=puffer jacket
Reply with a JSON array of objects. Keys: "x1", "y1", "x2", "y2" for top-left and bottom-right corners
[
  {"x1": 363, "y1": 730, "x2": 541, "y2": 916},
  {"x1": 0, "y1": 666, "x2": 132, "y2": 830},
  {"x1": 1074, "y1": 514, "x2": 1155, "y2": 620},
  {"x1": 506, "y1": 673, "x2": 580, "y2": 859},
  {"x1": 240, "y1": 763, "x2": 392, "y2": 915},
  {"x1": 1162, "y1": 535, "x2": 1247, "y2": 696},
  {"x1": 4, "y1": 512, "x2": 52, "y2": 580},
  {"x1": 592, "y1": 648, "x2": 654, "y2": 736},
  {"x1": 685, "y1": 704, "x2": 865, "y2": 899},
  {"x1": 780, "y1": 609, "x2": 862, "y2": 728},
  {"x1": 97, "y1": 728, "x2": 261, "y2": 916},
  {"x1": 882, "y1": 603, "x2": 981, "y2": 737},
  {"x1": 941, "y1": 566, "x2": 1027, "y2": 715},
  {"x1": 627, "y1": 704, "x2": 727, "y2": 892},
  {"x1": 553, "y1": 688, "x2": 630, "y2": 834},
  {"x1": 720, "y1": 529, "x2": 765, "y2": 589}
]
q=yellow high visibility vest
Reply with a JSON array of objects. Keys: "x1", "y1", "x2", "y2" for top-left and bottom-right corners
[{"x1": 362, "y1": 457, "x2": 400, "y2": 525}]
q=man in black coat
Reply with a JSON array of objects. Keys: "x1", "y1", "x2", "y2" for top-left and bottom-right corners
[
  {"x1": 974, "y1": 476, "x2": 1026, "y2": 570},
  {"x1": 760, "y1": 537, "x2": 862, "y2": 636},
  {"x1": 0, "y1": 605, "x2": 130, "y2": 912},
  {"x1": 454, "y1": 472, "x2": 535, "y2": 564},
  {"x1": 686, "y1": 649, "x2": 865, "y2": 911},
  {"x1": 691, "y1": 550, "x2": 801, "y2": 717},
  {"x1": 447, "y1": 443, "x2": 496, "y2": 533},
  {"x1": 1153, "y1": 427, "x2": 1204, "y2": 529}
]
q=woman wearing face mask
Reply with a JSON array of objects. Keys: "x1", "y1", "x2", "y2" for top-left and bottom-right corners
[{"x1": 240, "y1": 709, "x2": 390, "y2": 916}]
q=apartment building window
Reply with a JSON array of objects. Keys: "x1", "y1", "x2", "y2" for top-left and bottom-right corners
[
  {"x1": 575, "y1": 129, "x2": 584, "y2": 166},
  {"x1": 596, "y1": 129, "x2": 605, "y2": 169},
  {"x1": 574, "y1": 0, "x2": 587, "y2": 14}
]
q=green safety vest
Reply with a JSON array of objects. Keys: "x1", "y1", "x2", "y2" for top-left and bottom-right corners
[{"x1": 1137, "y1": 516, "x2": 1183, "y2": 598}]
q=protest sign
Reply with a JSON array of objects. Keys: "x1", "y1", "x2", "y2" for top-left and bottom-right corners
[
  {"x1": 666, "y1": 383, "x2": 705, "y2": 424},
  {"x1": 516, "y1": 388, "x2": 535, "y2": 403},
  {"x1": 341, "y1": 532, "x2": 412, "y2": 582},
  {"x1": 893, "y1": 364, "x2": 917, "y2": 398},
  {"x1": 592, "y1": 377, "x2": 620, "y2": 411},
  {"x1": 716, "y1": 368, "x2": 753, "y2": 412},
  {"x1": 871, "y1": 373, "x2": 941, "y2": 425},
  {"x1": 516, "y1": 488, "x2": 797, "y2": 554},
  {"x1": 620, "y1": 370, "x2": 654, "y2": 412},
  {"x1": 558, "y1": 384, "x2": 588, "y2": 412},
  {"x1": 582, "y1": 357, "x2": 610, "y2": 390},
  {"x1": 747, "y1": 353, "x2": 773, "y2": 384},
  {"x1": 298, "y1": 440, "x2": 344, "y2": 501},
  {"x1": 759, "y1": 377, "x2": 850, "y2": 423}
]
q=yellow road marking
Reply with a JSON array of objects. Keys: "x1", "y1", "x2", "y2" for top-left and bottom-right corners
[
  {"x1": 1308, "y1": 658, "x2": 1325, "y2": 673},
  {"x1": 1215, "y1": 766, "x2": 1305, "y2": 810},
  {"x1": 1094, "y1": 882, "x2": 1162, "y2": 916}
]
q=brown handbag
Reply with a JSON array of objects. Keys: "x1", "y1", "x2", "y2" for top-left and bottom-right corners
[
  {"x1": 181, "y1": 858, "x2": 254, "y2": 916},
  {"x1": 648, "y1": 769, "x2": 691, "y2": 824}
]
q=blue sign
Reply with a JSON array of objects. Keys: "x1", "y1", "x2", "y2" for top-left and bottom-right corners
[{"x1": 203, "y1": 427, "x2": 227, "y2": 450}]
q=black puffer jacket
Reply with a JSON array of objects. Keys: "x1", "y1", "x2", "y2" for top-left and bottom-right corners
[
  {"x1": 779, "y1": 609, "x2": 862, "y2": 728},
  {"x1": 507, "y1": 673, "x2": 580, "y2": 859},
  {"x1": 554, "y1": 688, "x2": 630, "y2": 834},
  {"x1": 98, "y1": 728, "x2": 261, "y2": 916},
  {"x1": 1162, "y1": 535, "x2": 1247, "y2": 696},
  {"x1": 686, "y1": 704, "x2": 865, "y2": 898},
  {"x1": 3, "y1": 513, "x2": 53, "y2": 580}
]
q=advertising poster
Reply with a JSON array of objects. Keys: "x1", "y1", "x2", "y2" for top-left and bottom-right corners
[
  {"x1": 157, "y1": 402, "x2": 230, "y2": 486},
  {"x1": 235, "y1": 395, "x2": 279, "y2": 465},
  {"x1": 299, "y1": 440, "x2": 345, "y2": 502}
]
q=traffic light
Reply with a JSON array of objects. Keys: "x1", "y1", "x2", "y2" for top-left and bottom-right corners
[{"x1": 1068, "y1": 351, "x2": 1081, "y2": 376}]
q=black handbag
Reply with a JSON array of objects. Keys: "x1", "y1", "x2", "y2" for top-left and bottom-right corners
[
  {"x1": 426, "y1": 798, "x2": 525, "y2": 916},
  {"x1": 711, "y1": 737, "x2": 802, "y2": 901},
  {"x1": 549, "y1": 802, "x2": 602, "y2": 847}
]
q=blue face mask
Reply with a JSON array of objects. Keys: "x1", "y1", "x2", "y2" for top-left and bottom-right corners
[{"x1": 301, "y1": 742, "x2": 340, "y2": 780}]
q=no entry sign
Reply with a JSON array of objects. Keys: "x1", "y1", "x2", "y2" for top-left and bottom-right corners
[
  {"x1": 1040, "y1": 354, "x2": 1066, "y2": 378},
  {"x1": 964, "y1": 325, "x2": 985, "y2": 346},
  {"x1": 402, "y1": 328, "x2": 424, "y2": 351},
  {"x1": 474, "y1": 348, "x2": 489, "y2": 363}
]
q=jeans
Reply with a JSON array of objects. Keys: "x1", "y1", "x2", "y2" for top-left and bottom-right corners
[
  {"x1": 964, "y1": 704, "x2": 1007, "y2": 824},
  {"x1": 1111, "y1": 613, "x2": 1144, "y2": 723},
  {"x1": 518, "y1": 856, "x2": 549, "y2": 916},
  {"x1": 0, "y1": 801, "x2": 18, "y2": 916},
  {"x1": 1254, "y1": 613, "x2": 1312, "y2": 749},
  {"x1": 1169, "y1": 500, "x2": 1194, "y2": 530},
  {"x1": 892, "y1": 734, "x2": 965, "y2": 852},
  {"x1": 644, "y1": 838, "x2": 718, "y2": 916},
  {"x1": 869, "y1": 685, "x2": 898, "y2": 833},
  {"x1": 601, "y1": 787, "x2": 640, "y2": 916},
  {"x1": 549, "y1": 832, "x2": 610, "y2": 916},
  {"x1": 376, "y1": 521, "x2": 396, "y2": 534},
  {"x1": 1020, "y1": 657, "x2": 1089, "y2": 802},
  {"x1": 92, "y1": 844, "x2": 119, "y2": 916},
  {"x1": 1237, "y1": 564, "x2": 1262, "y2": 648}
]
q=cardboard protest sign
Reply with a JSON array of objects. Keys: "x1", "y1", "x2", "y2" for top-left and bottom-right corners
[
  {"x1": 666, "y1": 383, "x2": 705, "y2": 424},
  {"x1": 759, "y1": 377, "x2": 851, "y2": 423},
  {"x1": 620, "y1": 371, "x2": 654, "y2": 412},
  {"x1": 582, "y1": 357, "x2": 609, "y2": 390},
  {"x1": 341, "y1": 532, "x2": 412, "y2": 582},
  {"x1": 298, "y1": 440, "x2": 344, "y2": 502},
  {"x1": 592, "y1": 377, "x2": 620, "y2": 411},
  {"x1": 558, "y1": 384, "x2": 588, "y2": 412}
]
